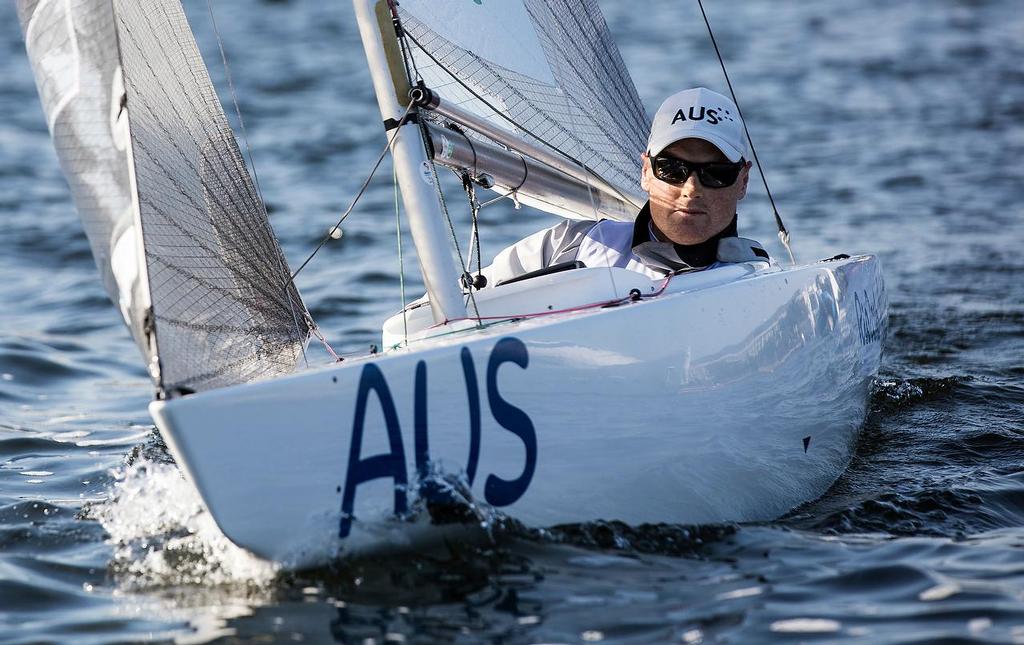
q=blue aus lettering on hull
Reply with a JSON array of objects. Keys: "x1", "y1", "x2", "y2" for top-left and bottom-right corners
[
  {"x1": 339, "y1": 337, "x2": 536, "y2": 539},
  {"x1": 461, "y1": 347, "x2": 482, "y2": 486},
  {"x1": 853, "y1": 290, "x2": 883, "y2": 345},
  {"x1": 413, "y1": 347, "x2": 482, "y2": 503},
  {"x1": 483, "y1": 337, "x2": 536, "y2": 507},
  {"x1": 339, "y1": 363, "x2": 408, "y2": 539}
]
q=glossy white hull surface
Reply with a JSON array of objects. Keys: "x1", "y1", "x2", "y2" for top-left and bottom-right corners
[{"x1": 150, "y1": 256, "x2": 886, "y2": 566}]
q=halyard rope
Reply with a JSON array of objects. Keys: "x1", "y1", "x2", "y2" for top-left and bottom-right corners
[{"x1": 696, "y1": 0, "x2": 797, "y2": 265}]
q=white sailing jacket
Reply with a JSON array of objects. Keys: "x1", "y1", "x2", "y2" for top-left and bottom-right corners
[{"x1": 480, "y1": 203, "x2": 771, "y2": 285}]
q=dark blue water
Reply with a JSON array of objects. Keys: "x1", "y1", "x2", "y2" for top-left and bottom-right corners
[{"x1": 2, "y1": 0, "x2": 1022, "y2": 642}]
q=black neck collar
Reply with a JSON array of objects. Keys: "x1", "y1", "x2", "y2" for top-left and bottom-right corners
[{"x1": 632, "y1": 202, "x2": 738, "y2": 268}]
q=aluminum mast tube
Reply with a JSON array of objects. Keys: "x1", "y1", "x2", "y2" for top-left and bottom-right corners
[{"x1": 353, "y1": 0, "x2": 466, "y2": 324}]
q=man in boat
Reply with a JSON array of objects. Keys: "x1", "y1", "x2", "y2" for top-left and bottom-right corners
[{"x1": 480, "y1": 87, "x2": 770, "y2": 285}]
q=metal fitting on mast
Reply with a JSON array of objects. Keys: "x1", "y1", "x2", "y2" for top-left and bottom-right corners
[{"x1": 409, "y1": 83, "x2": 439, "y2": 110}]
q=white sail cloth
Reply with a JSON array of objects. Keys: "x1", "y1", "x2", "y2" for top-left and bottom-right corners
[
  {"x1": 18, "y1": 0, "x2": 155, "y2": 372},
  {"x1": 399, "y1": 0, "x2": 650, "y2": 221},
  {"x1": 18, "y1": 0, "x2": 311, "y2": 394}
]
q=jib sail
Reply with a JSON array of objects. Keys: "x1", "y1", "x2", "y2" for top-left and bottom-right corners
[{"x1": 18, "y1": 0, "x2": 311, "y2": 395}]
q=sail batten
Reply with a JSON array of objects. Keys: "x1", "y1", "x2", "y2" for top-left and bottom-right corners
[{"x1": 19, "y1": 0, "x2": 311, "y2": 394}]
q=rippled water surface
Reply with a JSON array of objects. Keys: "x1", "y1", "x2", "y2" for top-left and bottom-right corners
[{"x1": 1, "y1": 0, "x2": 1022, "y2": 642}]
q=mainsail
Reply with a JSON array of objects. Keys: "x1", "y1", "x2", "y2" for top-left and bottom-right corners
[
  {"x1": 397, "y1": 0, "x2": 650, "y2": 221},
  {"x1": 18, "y1": 0, "x2": 311, "y2": 395}
]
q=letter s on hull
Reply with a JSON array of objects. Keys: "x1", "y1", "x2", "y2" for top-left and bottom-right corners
[{"x1": 483, "y1": 337, "x2": 537, "y2": 506}]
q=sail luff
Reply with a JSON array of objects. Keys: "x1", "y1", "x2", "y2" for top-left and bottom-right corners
[{"x1": 108, "y1": 1, "x2": 162, "y2": 382}]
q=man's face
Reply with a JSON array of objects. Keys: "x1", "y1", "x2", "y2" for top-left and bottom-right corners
[{"x1": 640, "y1": 138, "x2": 751, "y2": 245}]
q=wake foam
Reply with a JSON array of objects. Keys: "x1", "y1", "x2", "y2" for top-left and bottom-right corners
[{"x1": 91, "y1": 450, "x2": 278, "y2": 590}]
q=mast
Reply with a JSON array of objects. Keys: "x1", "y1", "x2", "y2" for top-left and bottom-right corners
[{"x1": 353, "y1": 0, "x2": 467, "y2": 324}]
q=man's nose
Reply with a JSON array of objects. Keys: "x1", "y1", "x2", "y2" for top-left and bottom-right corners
[{"x1": 680, "y1": 172, "x2": 702, "y2": 196}]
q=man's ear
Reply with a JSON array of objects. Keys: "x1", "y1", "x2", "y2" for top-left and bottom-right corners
[
  {"x1": 640, "y1": 152, "x2": 652, "y2": 192},
  {"x1": 737, "y1": 160, "x2": 752, "y2": 200}
]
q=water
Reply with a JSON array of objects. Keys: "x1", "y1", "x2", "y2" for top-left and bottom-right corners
[{"x1": 1, "y1": 0, "x2": 1022, "y2": 642}]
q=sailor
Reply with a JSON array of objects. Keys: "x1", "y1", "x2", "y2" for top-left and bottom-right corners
[{"x1": 479, "y1": 87, "x2": 770, "y2": 285}]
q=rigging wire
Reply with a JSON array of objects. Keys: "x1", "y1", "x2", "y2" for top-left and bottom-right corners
[
  {"x1": 387, "y1": 3, "x2": 482, "y2": 324},
  {"x1": 446, "y1": 126, "x2": 490, "y2": 282},
  {"x1": 458, "y1": 172, "x2": 486, "y2": 289},
  {"x1": 418, "y1": 121, "x2": 484, "y2": 323},
  {"x1": 394, "y1": 164, "x2": 409, "y2": 348},
  {"x1": 206, "y1": 0, "x2": 309, "y2": 365},
  {"x1": 309, "y1": 322, "x2": 342, "y2": 362},
  {"x1": 289, "y1": 102, "x2": 414, "y2": 281},
  {"x1": 695, "y1": 0, "x2": 797, "y2": 265}
]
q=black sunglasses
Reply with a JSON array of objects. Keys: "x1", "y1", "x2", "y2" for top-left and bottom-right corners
[{"x1": 649, "y1": 153, "x2": 745, "y2": 188}]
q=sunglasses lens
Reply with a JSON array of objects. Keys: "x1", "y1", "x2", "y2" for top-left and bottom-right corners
[
  {"x1": 653, "y1": 157, "x2": 690, "y2": 184},
  {"x1": 698, "y1": 163, "x2": 742, "y2": 188},
  {"x1": 652, "y1": 155, "x2": 743, "y2": 188}
]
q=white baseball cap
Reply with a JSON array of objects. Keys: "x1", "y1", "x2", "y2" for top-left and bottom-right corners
[{"x1": 646, "y1": 87, "x2": 747, "y2": 162}]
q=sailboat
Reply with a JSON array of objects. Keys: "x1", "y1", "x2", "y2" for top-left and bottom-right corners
[{"x1": 18, "y1": 0, "x2": 887, "y2": 567}]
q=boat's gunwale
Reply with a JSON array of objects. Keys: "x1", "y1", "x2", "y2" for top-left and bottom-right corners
[{"x1": 155, "y1": 253, "x2": 881, "y2": 413}]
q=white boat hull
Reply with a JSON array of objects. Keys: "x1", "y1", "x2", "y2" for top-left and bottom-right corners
[{"x1": 150, "y1": 256, "x2": 886, "y2": 566}]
